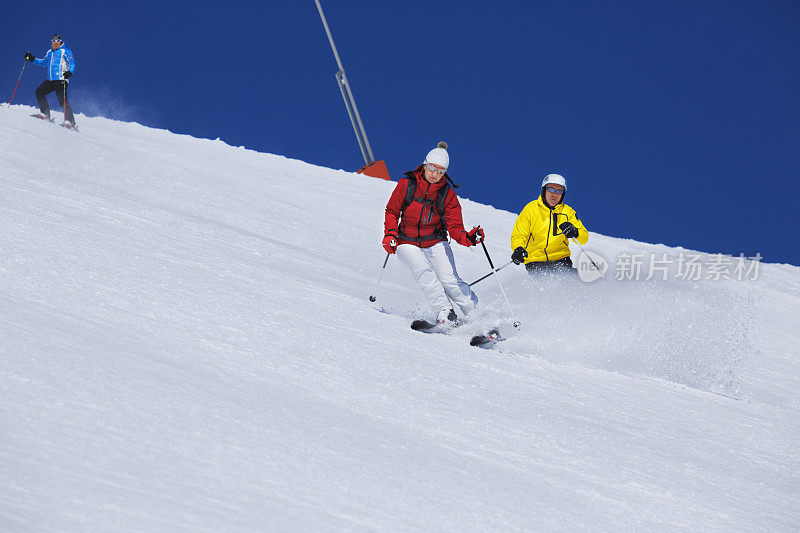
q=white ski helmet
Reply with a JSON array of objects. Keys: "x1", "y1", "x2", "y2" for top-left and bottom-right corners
[
  {"x1": 541, "y1": 173, "x2": 567, "y2": 205},
  {"x1": 541, "y1": 173, "x2": 567, "y2": 190}
]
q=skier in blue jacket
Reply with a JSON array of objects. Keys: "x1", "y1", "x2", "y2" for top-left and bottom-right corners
[{"x1": 25, "y1": 34, "x2": 77, "y2": 128}]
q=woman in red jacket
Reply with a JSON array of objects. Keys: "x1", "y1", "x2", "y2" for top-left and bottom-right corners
[{"x1": 383, "y1": 142, "x2": 484, "y2": 325}]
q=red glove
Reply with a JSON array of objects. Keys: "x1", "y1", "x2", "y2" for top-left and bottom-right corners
[
  {"x1": 466, "y1": 226, "x2": 485, "y2": 246},
  {"x1": 382, "y1": 234, "x2": 398, "y2": 254}
]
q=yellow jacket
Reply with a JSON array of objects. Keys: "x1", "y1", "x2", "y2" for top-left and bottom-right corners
[{"x1": 510, "y1": 197, "x2": 588, "y2": 263}]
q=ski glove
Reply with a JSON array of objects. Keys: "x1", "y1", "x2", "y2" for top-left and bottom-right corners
[
  {"x1": 511, "y1": 246, "x2": 528, "y2": 265},
  {"x1": 466, "y1": 226, "x2": 485, "y2": 246},
  {"x1": 63, "y1": 71, "x2": 72, "y2": 79},
  {"x1": 25, "y1": 52, "x2": 34, "y2": 62},
  {"x1": 559, "y1": 221, "x2": 579, "y2": 239},
  {"x1": 382, "y1": 234, "x2": 398, "y2": 254}
]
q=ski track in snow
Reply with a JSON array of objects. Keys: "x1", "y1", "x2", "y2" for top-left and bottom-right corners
[{"x1": 1, "y1": 105, "x2": 799, "y2": 532}]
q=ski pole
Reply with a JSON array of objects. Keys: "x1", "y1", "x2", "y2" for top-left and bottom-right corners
[
  {"x1": 480, "y1": 241, "x2": 521, "y2": 329},
  {"x1": 8, "y1": 60, "x2": 27, "y2": 105},
  {"x1": 570, "y1": 237, "x2": 603, "y2": 273},
  {"x1": 62, "y1": 79, "x2": 67, "y2": 125},
  {"x1": 469, "y1": 260, "x2": 512, "y2": 287},
  {"x1": 368, "y1": 252, "x2": 391, "y2": 302}
]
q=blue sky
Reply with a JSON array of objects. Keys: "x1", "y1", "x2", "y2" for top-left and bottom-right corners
[{"x1": 3, "y1": 1, "x2": 798, "y2": 265}]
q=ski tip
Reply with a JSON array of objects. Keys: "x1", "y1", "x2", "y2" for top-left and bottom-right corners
[
  {"x1": 470, "y1": 337, "x2": 495, "y2": 348},
  {"x1": 469, "y1": 336, "x2": 488, "y2": 347},
  {"x1": 470, "y1": 329, "x2": 502, "y2": 348},
  {"x1": 411, "y1": 319, "x2": 437, "y2": 331}
]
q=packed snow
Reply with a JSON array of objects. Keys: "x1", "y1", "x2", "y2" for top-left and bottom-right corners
[{"x1": 1, "y1": 105, "x2": 798, "y2": 532}]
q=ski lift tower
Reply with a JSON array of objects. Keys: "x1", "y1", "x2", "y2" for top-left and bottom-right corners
[{"x1": 314, "y1": 0, "x2": 390, "y2": 180}]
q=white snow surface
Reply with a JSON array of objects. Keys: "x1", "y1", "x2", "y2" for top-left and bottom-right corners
[{"x1": 1, "y1": 106, "x2": 798, "y2": 532}]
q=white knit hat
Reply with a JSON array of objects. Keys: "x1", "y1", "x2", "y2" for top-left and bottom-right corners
[{"x1": 424, "y1": 141, "x2": 449, "y2": 170}]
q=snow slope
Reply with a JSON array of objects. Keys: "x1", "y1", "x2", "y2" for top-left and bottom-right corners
[{"x1": 1, "y1": 105, "x2": 798, "y2": 532}]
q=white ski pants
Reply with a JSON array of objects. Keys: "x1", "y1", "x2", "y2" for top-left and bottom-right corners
[{"x1": 396, "y1": 241, "x2": 478, "y2": 318}]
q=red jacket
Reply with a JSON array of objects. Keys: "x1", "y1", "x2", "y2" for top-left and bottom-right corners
[{"x1": 384, "y1": 166, "x2": 472, "y2": 248}]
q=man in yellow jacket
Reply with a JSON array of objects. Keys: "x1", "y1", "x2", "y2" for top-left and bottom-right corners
[{"x1": 510, "y1": 173, "x2": 588, "y2": 273}]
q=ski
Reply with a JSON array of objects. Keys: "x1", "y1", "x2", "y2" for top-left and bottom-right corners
[
  {"x1": 30, "y1": 113, "x2": 55, "y2": 123},
  {"x1": 410, "y1": 318, "x2": 463, "y2": 334},
  {"x1": 411, "y1": 319, "x2": 445, "y2": 333},
  {"x1": 30, "y1": 114, "x2": 77, "y2": 131},
  {"x1": 470, "y1": 328, "x2": 503, "y2": 349}
]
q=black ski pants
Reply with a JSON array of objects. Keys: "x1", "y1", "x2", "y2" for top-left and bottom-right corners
[
  {"x1": 525, "y1": 256, "x2": 575, "y2": 274},
  {"x1": 35, "y1": 80, "x2": 75, "y2": 123}
]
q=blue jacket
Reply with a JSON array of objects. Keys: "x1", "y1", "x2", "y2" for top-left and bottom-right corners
[{"x1": 33, "y1": 45, "x2": 76, "y2": 81}]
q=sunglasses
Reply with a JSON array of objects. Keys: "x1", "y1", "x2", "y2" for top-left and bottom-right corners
[
  {"x1": 425, "y1": 163, "x2": 446, "y2": 175},
  {"x1": 545, "y1": 186, "x2": 564, "y2": 194},
  {"x1": 51, "y1": 39, "x2": 62, "y2": 43}
]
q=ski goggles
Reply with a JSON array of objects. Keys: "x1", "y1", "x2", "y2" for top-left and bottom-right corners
[
  {"x1": 545, "y1": 186, "x2": 565, "y2": 194},
  {"x1": 51, "y1": 35, "x2": 63, "y2": 43},
  {"x1": 424, "y1": 163, "x2": 446, "y2": 175}
]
